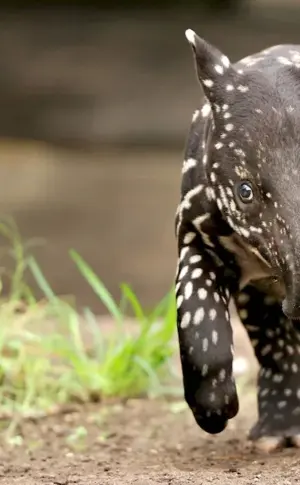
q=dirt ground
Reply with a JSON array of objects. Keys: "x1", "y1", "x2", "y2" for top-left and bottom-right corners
[
  {"x1": 0, "y1": 396, "x2": 299, "y2": 485},
  {"x1": 0, "y1": 317, "x2": 299, "y2": 485}
]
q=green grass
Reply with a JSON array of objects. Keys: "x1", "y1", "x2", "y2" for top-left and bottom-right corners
[{"x1": 0, "y1": 218, "x2": 178, "y2": 427}]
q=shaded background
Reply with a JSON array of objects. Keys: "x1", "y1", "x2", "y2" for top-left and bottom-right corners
[{"x1": 0, "y1": 0, "x2": 299, "y2": 312}]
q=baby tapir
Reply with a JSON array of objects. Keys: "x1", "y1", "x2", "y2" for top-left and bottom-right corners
[{"x1": 175, "y1": 28, "x2": 300, "y2": 452}]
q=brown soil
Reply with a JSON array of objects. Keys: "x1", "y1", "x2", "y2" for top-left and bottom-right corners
[
  {"x1": 0, "y1": 388, "x2": 299, "y2": 484},
  {"x1": 0, "y1": 316, "x2": 298, "y2": 484}
]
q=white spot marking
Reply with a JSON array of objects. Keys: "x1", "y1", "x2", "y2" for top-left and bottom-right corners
[
  {"x1": 201, "y1": 103, "x2": 211, "y2": 117},
  {"x1": 202, "y1": 338, "x2": 209, "y2": 352},
  {"x1": 237, "y1": 85, "x2": 249, "y2": 92},
  {"x1": 179, "y1": 266, "x2": 189, "y2": 280},
  {"x1": 214, "y1": 64, "x2": 224, "y2": 75},
  {"x1": 181, "y1": 312, "x2": 191, "y2": 329},
  {"x1": 177, "y1": 295, "x2": 183, "y2": 308},
  {"x1": 191, "y1": 268, "x2": 203, "y2": 279},
  {"x1": 185, "y1": 29, "x2": 196, "y2": 46},
  {"x1": 212, "y1": 330, "x2": 218, "y2": 344},
  {"x1": 182, "y1": 158, "x2": 197, "y2": 173},
  {"x1": 192, "y1": 109, "x2": 200, "y2": 122},
  {"x1": 203, "y1": 79, "x2": 214, "y2": 88},
  {"x1": 198, "y1": 288, "x2": 208, "y2": 300},
  {"x1": 221, "y1": 55, "x2": 230, "y2": 68},
  {"x1": 184, "y1": 282, "x2": 193, "y2": 300},
  {"x1": 194, "y1": 307, "x2": 205, "y2": 325},
  {"x1": 209, "y1": 309, "x2": 217, "y2": 321},
  {"x1": 193, "y1": 213, "x2": 210, "y2": 228},
  {"x1": 183, "y1": 232, "x2": 196, "y2": 244},
  {"x1": 190, "y1": 254, "x2": 202, "y2": 264}
]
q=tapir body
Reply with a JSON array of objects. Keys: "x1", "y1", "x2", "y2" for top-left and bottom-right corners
[{"x1": 175, "y1": 29, "x2": 300, "y2": 451}]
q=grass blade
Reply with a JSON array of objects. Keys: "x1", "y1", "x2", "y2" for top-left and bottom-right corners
[
  {"x1": 119, "y1": 283, "x2": 145, "y2": 321},
  {"x1": 27, "y1": 256, "x2": 57, "y2": 302},
  {"x1": 69, "y1": 249, "x2": 123, "y2": 323}
]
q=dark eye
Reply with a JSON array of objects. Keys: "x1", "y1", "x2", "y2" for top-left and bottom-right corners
[{"x1": 238, "y1": 181, "x2": 254, "y2": 203}]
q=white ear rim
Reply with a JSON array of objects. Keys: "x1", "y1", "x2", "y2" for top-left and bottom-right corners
[{"x1": 185, "y1": 29, "x2": 196, "y2": 47}]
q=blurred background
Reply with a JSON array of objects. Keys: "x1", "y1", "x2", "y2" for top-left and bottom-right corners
[{"x1": 0, "y1": 0, "x2": 299, "y2": 312}]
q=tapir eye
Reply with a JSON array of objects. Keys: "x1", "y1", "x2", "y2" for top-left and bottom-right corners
[{"x1": 237, "y1": 181, "x2": 254, "y2": 203}]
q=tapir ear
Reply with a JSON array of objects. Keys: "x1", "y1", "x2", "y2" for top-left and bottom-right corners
[{"x1": 185, "y1": 29, "x2": 236, "y2": 106}]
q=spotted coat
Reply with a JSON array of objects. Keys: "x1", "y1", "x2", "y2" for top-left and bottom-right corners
[{"x1": 175, "y1": 29, "x2": 300, "y2": 449}]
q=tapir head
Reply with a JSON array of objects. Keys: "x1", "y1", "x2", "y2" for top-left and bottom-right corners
[
  {"x1": 183, "y1": 29, "x2": 300, "y2": 317},
  {"x1": 176, "y1": 29, "x2": 300, "y2": 433}
]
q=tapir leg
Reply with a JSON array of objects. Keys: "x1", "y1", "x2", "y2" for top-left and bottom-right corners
[
  {"x1": 175, "y1": 224, "x2": 239, "y2": 434},
  {"x1": 234, "y1": 285, "x2": 300, "y2": 451}
]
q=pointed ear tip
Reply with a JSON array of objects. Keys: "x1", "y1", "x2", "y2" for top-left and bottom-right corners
[{"x1": 184, "y1": 29, "x2": 196, "y2": 46}]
